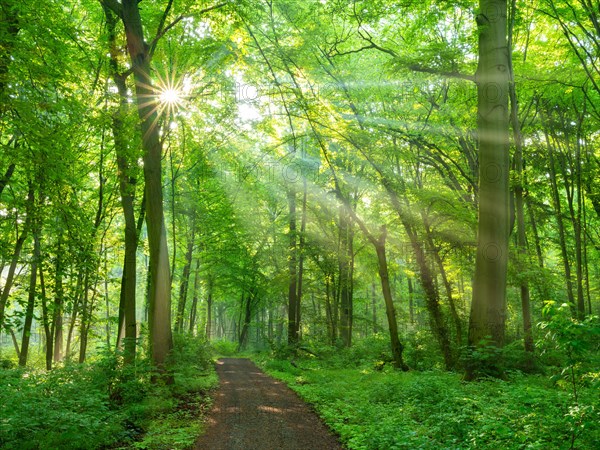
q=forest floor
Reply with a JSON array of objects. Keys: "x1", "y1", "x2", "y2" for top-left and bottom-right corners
[{"x1": 194, "y1": 358, "x2": 343, "y2": 450}]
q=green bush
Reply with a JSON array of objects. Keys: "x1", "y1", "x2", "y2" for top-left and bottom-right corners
[
  {"x1": 0, "y1": 337, "x2": 218, "y2": 450},
  {"x1": 258, "y1": 355, "x2": 600, "y2": 449},
  {"x1": 211, "y1": 339, "x2": 238, "y2": 356},
  {"x1": 0, "y1": 361, "x2": 123, "y2": 449}
]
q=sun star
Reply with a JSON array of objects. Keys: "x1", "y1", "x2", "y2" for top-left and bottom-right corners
[{"x1": 159, "y1": 87, "x2": 181, "y2": 105}]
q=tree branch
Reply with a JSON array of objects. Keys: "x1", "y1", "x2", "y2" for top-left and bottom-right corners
[
  {"x1": 407, "y1": 63, "x2": 475, "y2": 82},
  {"x1": 334, "y1": 32, "x2": 475, "y2": 82},
  {"x1": 155, "y1": 0, "x2": 175, "y2": 44},
  {"x1": 149, "y1": 3, "x2": 228, "y2": 59},
  {"x1": 98, "y1": 0, "x2": 122, "y2": 18}
]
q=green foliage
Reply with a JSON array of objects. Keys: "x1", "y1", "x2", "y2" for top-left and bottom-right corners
[
  {"x1": 463, "y1": 337, "x2": 505, "y2": 380},
  {"x1": 211, "y1": 339, "x2": 239, "y2": 356},
  {"x1": 0, "y1": 337, "x2": 218, "y2": 450},
  {"x1": 132, "y1": 335, "x2": 218, "y2": 450},
  {"x1": 0, "y1": 359, "x2": 122, "y2": 449},
  {"x1": 538, "y1": 302, "x2": 600, "y2": 448},
  {"x1": 404, "y1": 331, "x2": 446, "y2": 371},
  {"x1": 258, "y1": 355, "x2": 600, "y2": 449},
  {"x1": 169, "y1": 334, "x2": 215, "y2": 395}
]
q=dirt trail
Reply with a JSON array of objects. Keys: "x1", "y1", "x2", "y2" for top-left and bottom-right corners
[{"x1": 195, "y1": 358, "x2": 343, "y2": 450}]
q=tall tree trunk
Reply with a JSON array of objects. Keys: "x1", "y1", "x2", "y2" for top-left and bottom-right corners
[
  {"x1": 103, "y1": 4, "x2": 139, "y2": 363},
  {"x1": 574, "y1": 125, "x2": 585, "y2": 319},
  {"x1": 371, "y1": 282, "x2": 378, "y2": 334},
  {"x1": 381, "y1": 177, "x2": 455, "y2": 369},
  {"x1": 374, "y1": 227, "x2": 408, "y2": 370},
  {"x1": 104, "y1": 250, "x2": 111, "y2": 348},
  {"x1": 338, "y1": 205, "x2": 353, "y2": 347},
  {"x1": 507, "y1": 0, "x2": 535, "y2": 358},
  {"x1": 39, "y1": 263, "x2": 53, "y2": 370},
  {"x1": 324, "y1": 275, "x2": 335, "y2": 344},
  {"x1": 79, "y1": 271, "x2": 91, "y2": 364},
  {"x1": 19, "y1": 226, "x2": 40, "y2": 367},
  {"x1": 66, "y1": 272, "x2": 84, "y2": 359},
  {"x1": 526, "y1": 197, "x2": 544, "y2": 269},
  {"x1": 189, "y1": 259, "x2": 201, "y2": 334},
  {"x1": 544, "y1": 128, "x2": 576, "y2": 312},
  {"x1": 295, "y1": 179, "x2": 307, "y2": 340},
  {"x1": 176, "y1": 223, "x2": 195, "y2": 332},
  {"x1": 120, "y1": 0, "x2": 173, "y2": 368},
  {"x1": 467, "y1": 0, "x2": 511, "y2": 379},
  {"x1": 53, "y1": 237, "x2": 64, "y2": 363},
  {"x1": 408, "y1": 277, "x2": 415, "y2": 325},
  {"x1": 205, "y1": 277, "x2": 213, "y2": 341},
  {"x1": 238, "y1": 293, "x2": 253, "y2": 351},
  {"x1": 287, "y1": 186, "x2": 299, "y2": 345},
  {"x1": 405, "y1": 222, "x2": 454, "y2": 370}
]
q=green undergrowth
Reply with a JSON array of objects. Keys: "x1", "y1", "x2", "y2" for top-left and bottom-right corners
[
  {"x1": 254, "y1": 333, "x2": 600, "y2": 449},
  {"x1": 0, "y1": 335, "x2": 218, "y2": 450}
]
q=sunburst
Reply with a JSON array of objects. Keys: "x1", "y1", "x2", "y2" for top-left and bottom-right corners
[
  {"x1": 155, "y1": 70, "x2": 184, "y2": 118},
  {"x1": 131, "y1": 69, "x2": 186, "y2": 140},
  {"x1": 159, "y1": 87, "x2": 182, "y2": 106}
]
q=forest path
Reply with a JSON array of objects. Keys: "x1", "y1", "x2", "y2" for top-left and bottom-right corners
[{"x1": 195, "y1": 358, "x2": 343, "y2": 450}]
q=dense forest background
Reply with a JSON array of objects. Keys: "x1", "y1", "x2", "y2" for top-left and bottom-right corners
[{"x1": 0, "y1": 0, "x2": 599, "y2": 448}]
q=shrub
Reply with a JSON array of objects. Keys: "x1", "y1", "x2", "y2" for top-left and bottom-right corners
[
  {"x1": 211, "y1": 339, "x2": 238, "y2": 356},
  {"x1": 0, "y1": 361, "x2": 122, "y2": 449}
]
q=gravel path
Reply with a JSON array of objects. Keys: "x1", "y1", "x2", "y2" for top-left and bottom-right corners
[{"x1": 195, "y1": 358, "x2": 343, "y2": 450}]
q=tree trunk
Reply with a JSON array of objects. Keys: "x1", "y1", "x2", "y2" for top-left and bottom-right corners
[
  {"x1": 544, "y1": 127, "x2": 576, "y2": 312},
  {"x1": 176, "y1": 224, "x2": 195, "y2": 332},
  {"x1": 0, "y1": 187, "x2": 32, "y2": 327},
  {"x1": 189, "y1": 259, "x2": 201, "y2": 334},
  {"x1": 424, "y1": 222, "x2": 463, "y2": 346},
  {"x1": 526, "y1": 197, "x2": 544, "y2": 268},
  {"x1": 39, "y1": 263, "x2": 53, "y2": 370},
  {"x1": 507, "y1": 0, "x2": 535, "y2": 357},
  {"x1": 406, "y1": 224, "x2": 454, "y2": 370},
  {"x1": 79, "y1": 272, "x2": 91, "y2": 364},
  {"x1": 103, "y1": 4, "x2": 140, "y2": 364},
  {"x1": 9, "y1": 327, "x2": 20, "y2": 359},
  {"x1": 408, "y1": 277, "x2": 415, "y2": 325},
  {"x1": 120, "y1": 0, "x2": 173, "y2": 368},
  {"x1": 205, "y1": 277, "x2": 213, "y2": 341},
  {"x1": 66, "y1": 272, "x2": 84, "y2": 360},
  {"x1": 238, "y1": 293, "x2": 253, "y2": 351},
  {"x1": 0, "y1": 163, "x2": 15, "y2": 198},
  {"x1": 338, "y1": 205, "x2": 353, "y2": 347},
  {"x1": 287, "y1": 186, "x2": 298, "y2": 346},
  {"x1": 371, "y1": 282, "x2": 378, "y2": 334},
  {"x1": 573, "y1": 125, "x2": 585, "y2": 319},
  {"x1": 374, "y1": 227, "x2": 408, "y2": 370},
  {"x1": 19, "y1": 226, "x2": 40, "y2": 367},
  {"x1": 467, "y1": 0, "x2": 510, "y2": 379},
  {"x1": 53, "y1": 238, "x2": 64, "y2": 363},
  {"x1": 324, "y1": 275, "x2": 335, "y2": 344},
  {"x1": 295, "y1": 179, "x2": 307, "y2": 340}
]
